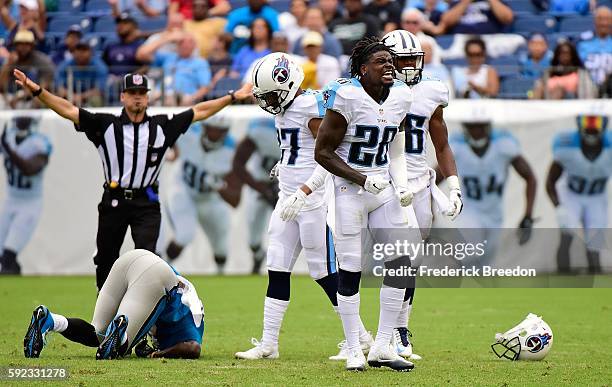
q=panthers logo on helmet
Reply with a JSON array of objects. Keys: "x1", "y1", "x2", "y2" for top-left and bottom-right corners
[
  {"x1": 272, "y1": 55, "x2": 291, "y2": 84},
  {"x1": 525, "y1": 333, "x2": 551, "y2": 353}
]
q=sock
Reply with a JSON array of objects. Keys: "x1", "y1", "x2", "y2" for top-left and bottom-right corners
[
  {"x1": 60, "y1": 318, "x2": 99, "y2": 347},
  {"x1": 261, "y1": 297, "x2": 289, "y2": 349},
  {"x1": 334, "y1": 305, "x2": 369, "y2": 343},
  {"x1": 396, "y1": 302, "x2": 413, "y2": 328},
  {"x1": 374, "y1": 287, "x2": 404, "y2": 349},
  {"x1": 50, "y1": 313, "x2": 68, "y2": 333},
  {"x1": 337, "y1": 292, "x2": 361, "y2": 352}
]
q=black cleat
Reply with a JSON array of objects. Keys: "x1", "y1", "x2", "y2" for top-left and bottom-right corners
[
  {"x1": 96, "y1": 315, "x2": 129, "y2": 360},
  {"x1": 24, "y1": 305, "x2": 53, "y2": 358}
]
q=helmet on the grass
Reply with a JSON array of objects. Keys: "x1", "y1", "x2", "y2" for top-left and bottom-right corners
[{"x1": 492, "y1": 313, "x2": 553, "y2": 361}]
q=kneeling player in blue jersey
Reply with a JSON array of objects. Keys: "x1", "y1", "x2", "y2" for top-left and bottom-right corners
[{"x1": 24, "y1": 250, "x2": 204, "y2": 360}]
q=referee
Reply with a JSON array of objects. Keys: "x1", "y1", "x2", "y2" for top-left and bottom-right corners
[{"x1": 12, "y1": 68, "x2": 253, "y2": 289}]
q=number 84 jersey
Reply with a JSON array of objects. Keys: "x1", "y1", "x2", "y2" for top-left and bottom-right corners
[{"x1": 322, "y1": 78, "x2": 413, "y2": 176}]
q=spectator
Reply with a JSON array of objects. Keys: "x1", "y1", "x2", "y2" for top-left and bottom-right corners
[
  {"x1": 577, "y1": 6, "x2": 612, "y2": 87},
  {"x1": 102, "y1": 13, "x2": 145, "y2": 78},
  {"x1": 533, "y1": 40, "x2": 597, "y2": 99},
  {"x1": 109, "y1": 0, "x2": 167, "y2": 18},
  {"x1": 184, "y1": 0, "x2": 226, "y2": 58},
  {"x1": 136, "y1": 31, "x2": 213, "y2": 105},
  {"x1": 208, "y1": 34, "x2": 232, "y2": 79},
  {"x1": 293, "y1": 7, "x2": 343, "y2": 58},
  {"x1": 0, "y1": 0, "x2": 19, "y2": 41},
  {"x1": 411, "y1": 0, "x2": 448, "y2": 26},
  {"x1": 364, "y1": 0, "x2": 402, "y2": 34},
  {"x1": 400, "y1": 9, "x2": 443, "y2": 58},
  {"x1": 143, "y1": 12, "x2": 185, "y2": 56},
  {"x1": 329, "y1": 0, "x2": 380, "y2": 56},
  {"x1": 297, "y1": 31, "x2": 340, "y2": 89},
  {"x1": 451, "y1": 36, "x2": 499, "y2": 98},
  {"x1": 318, "y1": 0, "x2": 342, "y2": 24},
  {"x1": 0, "y1": 29, "x2": 54, "y2": 108},
  {"x1": 421, "y1": 37, "x2": 453, "y2": 96},
  {"x1": 241, "y1": 31, "x2": 291, "y2": 85},
  {"x1": 230, "y1": 17, "x2": 272, "y2": 79},
  {"x1": 2, "y1": 0, "x2": 45, "y2": 46},
  {"x1": 547, "y1": 0, "x2": 594, "y2": 15},
  {"x1": 169, "y1": 0, "x2": 231, "y2": 19},
  {"x1": 55, "y1": 41, "x2": 108, "y2": 106},
  {"x1": 224, "y1": 0, "x2": 279, "y2": 54},
  {"x1": 279, "y1": 0, "x2": 309, "y2": 49},
  {"x1": 51, "y1": 25, "x2": 83, "y2": 65},
  {"x1": 441, "y1": 0, "x2": 514, "y2": 35},
  {"x1": 519, "y1": 33, "x2": 553, "y2": 80}
]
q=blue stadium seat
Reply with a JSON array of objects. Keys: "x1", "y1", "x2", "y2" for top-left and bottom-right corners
[
  {"x1": 490, "y1": 55, "x2": 519, "y2": 66},
  {"x1": 508, "y1": 0, "x2": 539, "y2": 14},
  {"x1": 137, "y1": 17, "x2": 167, "y2": 32},
  {"x1": 48, "y1": 15, "x2": 93, "y2": 33},
  {"x1": 499, "y1": 76, "x2": 534, "y2": 99},
  {"x1": 230, "y1": 0, "x2": 248, "y2": 9},
  {"x1": 83, "y1": 33, "x2": 109, "y2": 51},
  {"x1": 442, "y1": 57, "x2": 467, "y2": 67},
  {"x1": 512, "y1": 15, "x2": 556, "y2": 34},
  {"x1": 94, "y1": 16, "x2": 117, "y2": 33},
  {"x1": 269, "y1": 0, "x2": 291, "y2": 13},
  {"x1": 436, "y1": 35, "x2": 454, "y2": 49},
  {"x1": 558, "y1": 15, "x2": 594, "y2": 34},
  {"x1": 58, "y1": 0, "x2": 84, "y2": 12},
  {"x1": 85, "y1": 0, "x2": 112, "y2": 13},
  {"x1": 210, "y1": 77, "x2": 242, "y2": 99}
]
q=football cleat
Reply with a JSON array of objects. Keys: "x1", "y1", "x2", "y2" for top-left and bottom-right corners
[
  {"x1": 345, "y1": 348, "x2": 366, "y2": 371},
  {"x1": 235, "y1": 338, "x2": 279, "y2": 360},
  {"x1": 96, "y1": 315, "x2": 128, "y2": 360},
  {"x1": 329, "y1": 332, "x2": 374, "y2": 361},
  {"x1": 367, "y1": 344, "x2": 415, "y2": 372},
  {"x1": 394, "y1": 327, "x2": 413, "y2": 357},
  {"x1": 24, "y1": 305, "x2": 54, "y2": 358}
]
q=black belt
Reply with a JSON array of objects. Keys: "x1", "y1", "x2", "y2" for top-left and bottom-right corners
[{"x1": 103, "y1": 183, "x2": 158, "y2": 200}]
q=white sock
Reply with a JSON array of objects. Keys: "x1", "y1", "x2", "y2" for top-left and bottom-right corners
[
  {"x1": 337, "y1": 292, "x2": 361, "y2": 352},
  {"x1": 261, "y1": 297, "x2": 289, "y2": 349},
  {"x1": 396, "y1": 301, "x2": 412, "y2": 328},
  {"x1": 50, "y1": 313, "x2": 68, "y2": 333},
  {"x1": 374, "y1": 287, "x2": 404, "y2": 349},
  {"x1": 334, "y1": 305, "x2": 369, "y2": 343}
]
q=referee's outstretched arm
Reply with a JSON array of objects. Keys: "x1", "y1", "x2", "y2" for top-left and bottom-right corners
[{"x1": 190, "y1": 82, "x2": 253, "y2": 122}]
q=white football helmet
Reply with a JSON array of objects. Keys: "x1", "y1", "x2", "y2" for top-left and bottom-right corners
[
  {"x1": 461, "y1": 106, "x2": 492, "y2": 149},
  {"x1": 200, "y1": 114, "x2": 231, "y2": 150},
  {"x1": 382, "y1": 30, "x2": 424, "y2": 85},
  {"x1": 492, "y1": 313, "x2": 553, "y2": 361},
  {"x1": 251, "y1": 52, "x2": 304, "y2": 115}
]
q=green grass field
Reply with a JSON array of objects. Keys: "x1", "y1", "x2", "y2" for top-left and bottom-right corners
[{"x1": 1, "y1": 276, "x2": 611, "y2": 386}]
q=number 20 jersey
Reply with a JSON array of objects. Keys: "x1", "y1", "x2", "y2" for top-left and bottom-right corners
[
  {"x1": 275, "y1": 89, "x2": 326, "y2": 211},
  {"x1": 405, "y1": 77, "x2": 449, "y2": 179},
  {"x1": 322, "y1": 78, "x2": 413, "y2": 176}
]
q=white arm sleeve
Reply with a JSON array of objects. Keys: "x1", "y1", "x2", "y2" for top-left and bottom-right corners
[
  {"x1": 304, "y1": 164, "x2": 330, "y2": 193},
  {"x1": 389, "y1": 130, "x2": 409, "y2": 191}
]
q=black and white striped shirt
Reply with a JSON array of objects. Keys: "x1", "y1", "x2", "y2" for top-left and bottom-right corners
[{"x1": 77, "y1": 108, "x2": 194, "y2": 189}]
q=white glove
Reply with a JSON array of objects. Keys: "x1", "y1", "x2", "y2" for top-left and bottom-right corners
[
  {"x1": 445, "y1": 176, "x2": 463, "y2": 220},
  {"x1": 398, "y1": 189, "x2": 414, "y2": 207},
  {"x1": 203, "y1": 173, "x2": 226, "y2": 191},
  {"x1": 269, "y1": 162, "x2": 280, "y2": 181},
  {"x1": 279, "y1": 188, "x2": 307, "y2": 221},
  {"x1": 363, "y1": 175, "x2": 391, "y2": 195}
]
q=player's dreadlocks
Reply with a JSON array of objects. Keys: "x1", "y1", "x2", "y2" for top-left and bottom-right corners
[{"x1": 349, "y1": 36, "x2": 393, "y2": 79}]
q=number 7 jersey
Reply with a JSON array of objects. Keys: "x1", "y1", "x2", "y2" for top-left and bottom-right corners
[{"x1": 322, "y1": 78, "x2": 413, "y2": 176}]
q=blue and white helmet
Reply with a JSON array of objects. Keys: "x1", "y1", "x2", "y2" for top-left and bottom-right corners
[
  {"x1": 251, "y1": 52, "x2": 304, "y2": 115},
  {"x1": 382, "y1": 30, "x2": 424, "y2": 85}
]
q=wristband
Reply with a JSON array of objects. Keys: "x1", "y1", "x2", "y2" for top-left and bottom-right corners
[
  {"x1": 32, "y1": 87, "x2": 43, "y2": 97},
  {"x1": 446, "y1": 175, "x2": 460, "y2": 191},
  {"x1": 227, "y1": 90, "x2": 236, "y2": 102}
]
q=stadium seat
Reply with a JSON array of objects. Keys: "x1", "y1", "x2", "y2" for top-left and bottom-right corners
[
  {"x1": 442, "y1": 57, "x2": 467, "y2": 67},
  {"x1": 48, "y1": 15, "x2": 93, "y2": 33},
  {"x1": 137, "y1": 17, "x2": 168, "y2": 32},
  {"x1": 57, "y1": 0, "x2": 84, "y2": 12},
  {"x1": 508, "y1": 0, "x2": 539, "y2": 14},
  {"x1": 94, "y1": 16, "x2": 118, "y2": 33},
  {"x1": 230, "y1": 0, "x2": 248, "y2": 9},
  {"x1": 558, "y1": 15, "x2": 594, "y2": 34},
  {"x1": 85, "y1": 0, "x2": 113, "y2": 13},
  {"x1": 512, "y1": 15, "x2": 556, "y2": 34},
  {"x1": 436, "y1": 35, "x2": 454, "y2": 49},
  {"x1": 499, "y1": 76, "x2": 534, "y2": 99},
  {"x1": 269, "y1": 0, "x2": 291, "y2": 13},
  {"x1": 83, "y1": 33, "x2": 108, "y2": 51},
  {"x1": 210, "y1": 77, "x2": 242, "y2": 99}
]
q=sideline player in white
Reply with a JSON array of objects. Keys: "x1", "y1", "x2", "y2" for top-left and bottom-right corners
[
  {"x1": 162, "y1": 116, "x2": 242, "y2": 273},
  {"x1": 382, "y1": 29, "x2": 463, "y2": 360},
  {"x1": 315, "y1": 36, "x2": 418, "y2": 372},
  {"x1": 234, "y1": 53, "x2": 372, "y2": 360},
  {"x1": 450, "y1": 114, "x2": 537, "y2": 265},
  {"x1": 546, "y1": 114, "x2": 611, "y2": 273},
  {"x1": 0, "y1": 116, "x2": 51, "y2": 275},
  {"x1": 232, "y1": 117, "x2": 280, "y2": 274}
]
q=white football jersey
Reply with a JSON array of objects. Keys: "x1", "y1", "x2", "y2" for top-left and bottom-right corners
[
  {"x1": 275, "y1": 89, "x2": 326, "y2": 210},
  {"x1": 1, "y1": 129, "x2": 51, "y2": 199},
  {"x1": 450, "y1": 130, "x2": 521, "y2": 221},
  {"x1": 245, "y1": 117, "x2": 280, "y2": 180},
  {"x1": 173, "y1": 124, "x2": 235, "y2": 197},
  {"x1": 405, "y1": 77, "x2": 449, "y2": 178},
  {"x1": 322, "y1": 78, "x2": 413, "y2": 176},
  {"x1": 553, "y1": 130, "x2": 612, "y2": 196}
]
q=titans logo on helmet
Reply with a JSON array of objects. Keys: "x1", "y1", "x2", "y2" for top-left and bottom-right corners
[
  {"x1": 525, "y1": 333, "x2": 552, "y2": 353},
  {"x1": 272, "y1": 56, "x2": 290, "y2": 84}
]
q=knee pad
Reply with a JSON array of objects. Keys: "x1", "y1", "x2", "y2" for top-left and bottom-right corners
[
  {"x1": 338, "y1": 269, "x2": 361, "y2": 296},
  {"x1": 266, "y1": 270, "x2": 291, "y2": 301}
]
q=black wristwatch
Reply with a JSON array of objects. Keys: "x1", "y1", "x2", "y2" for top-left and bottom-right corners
[
  {"x1": 227, "y1": 90, "x2": 236, "y2": 102},
  {"x1": 32, "y1": 86, "x2": 43, "y2": 97}
]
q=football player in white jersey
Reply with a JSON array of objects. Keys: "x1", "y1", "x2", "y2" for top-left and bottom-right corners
[
  {"x1": 232, "y1": 117, "x2": 280, "y2": 274},
  {"x1": 546, "y1": 114, "x2": 611, "y2": 274},
  {"x1": 162, "y1": 116, "x2": 242, "y2": 274},
  {"x1": 315, "y1": 36, "x2": 419, "y2": 372},
  {"x1": 450, "y1": 115, "x2": 537, "y2": 265},
  {"x1": 234, "y1": 52, "x2": 371, "y2": 360},
  {"x1": 382, "y1": 29, "x2": 463, "y2": 360},
  {"x1": 0, "y1": 116, "x2": 51, "y2": 274}
]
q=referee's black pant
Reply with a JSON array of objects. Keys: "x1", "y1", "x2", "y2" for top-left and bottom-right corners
[{"x1": 94, "y1": 187, "x2": 161, "y2": 290}]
